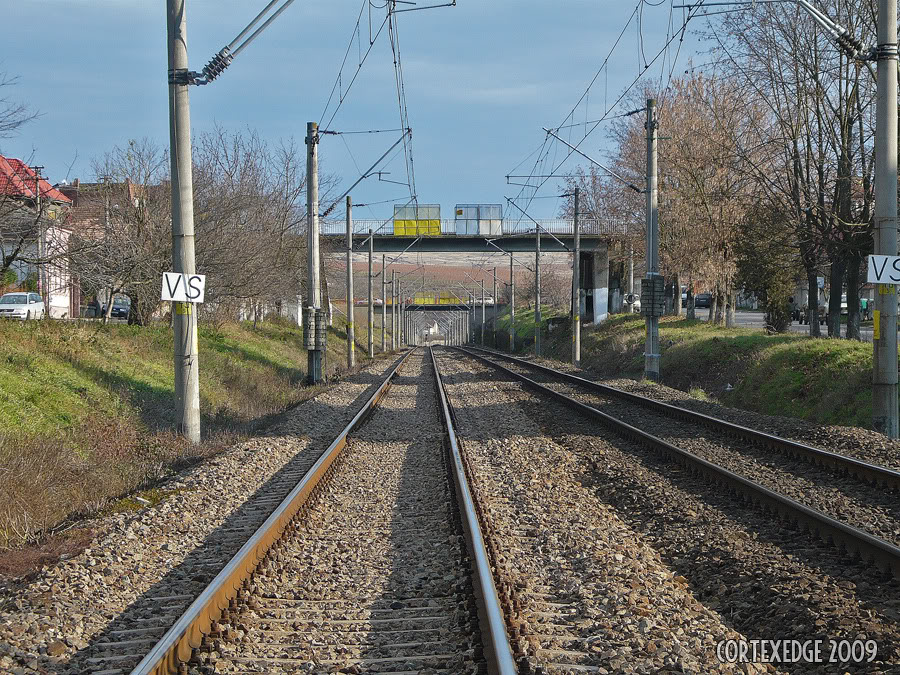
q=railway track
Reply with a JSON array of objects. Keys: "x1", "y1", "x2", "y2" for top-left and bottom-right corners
[
  {"x1": 127, "y1": 348, "x2": 513, "y2": 675},
  {"x1": 457, "y1": 346, "x2": 900, "y2": 579},
  {"x1": 432, "y1": 349, "x2": 748, "y2": 673}
]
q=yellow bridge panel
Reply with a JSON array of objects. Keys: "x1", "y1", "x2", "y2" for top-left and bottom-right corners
[{"x1": 393, "y1": 219, "x2": 441, "y2": 236}]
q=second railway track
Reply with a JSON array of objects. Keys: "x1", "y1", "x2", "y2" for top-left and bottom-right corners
[{"x1": 459, "y1": 346, "x2": 900, "y2": 576}]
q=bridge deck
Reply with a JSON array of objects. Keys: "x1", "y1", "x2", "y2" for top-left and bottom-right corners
[{"x1": 321, "y1": 218, "x2": 634, "y2": 253}]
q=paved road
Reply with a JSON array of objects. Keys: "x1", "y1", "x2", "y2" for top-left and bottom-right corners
[{"x1": 697, "y1": 310, "x2": 874, "y2": 342}]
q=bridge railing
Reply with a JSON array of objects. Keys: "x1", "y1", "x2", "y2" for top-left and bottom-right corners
[{"x1": 320, "y1": 218, "x2": 636, "y2": 237}]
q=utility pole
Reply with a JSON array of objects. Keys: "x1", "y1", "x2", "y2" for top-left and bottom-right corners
[
  {"x1": 368, "y1": 229, "x2": 374, "y2": 357},
  {"x1": 480, "y1": 279, "x2": 486, "y2": 346},
  {"x1": 492, "y1": 267, "x2": 498, "y2": 347},
  {"x1": 873, "y1": 0, "x2": 899, "y2": 437},
  {"x1": 535, "y1": 226, "x2": 541, "y2": 356},
  {"x1": 305, "y1": 121, "x2": 323, "y2": 384},
  {"x1": 392, "y1": 271, "x2": 398, "y2": 351},
  {"x1": 573, "y1": 187, "x2": 581, "y2": 366},
  {"x1": 346, "y1": 196, "x2": 355, "y2": 369},
  {"x1": 382, "y1": 256, "x2": 387, "y2": 352},
  {"x1": 509, "y1": 255, "x2": 515, "y2": 351},
  {"x1": 473, "y1": 287, "x2": 477, "y2": 344},
  {"x1": 628, "y1": 242, "x2": 634, "y2": 313},
  {"x1": 167, "y1": 0, "x2": 201, "y2": 443},
  {"x1": 644, "y1": 99, "x2": 661, "y2": 382}
]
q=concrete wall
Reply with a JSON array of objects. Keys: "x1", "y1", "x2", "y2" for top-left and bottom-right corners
[{"x1": 592, "y1": 245, "x2": 609, "y2": 323}]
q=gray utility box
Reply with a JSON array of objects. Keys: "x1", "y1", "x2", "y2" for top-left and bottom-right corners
[
  {"x1": 640, "y1": 276, "x2": 666, "y2": 317},
  {"x1": 454, "y1": 204, "x2": 502, "y2": 236}
]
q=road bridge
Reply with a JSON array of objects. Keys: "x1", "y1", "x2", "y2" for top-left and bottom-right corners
[
  {"x1": 320, "y1": 218, "x2": 633, "y2": 253},
  {"x1": 323, "y1": 218, "x2": 634, "y2": 323}
]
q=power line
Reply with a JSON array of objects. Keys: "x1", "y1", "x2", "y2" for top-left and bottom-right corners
[
  {"x1": 318, "y1": 1, "x2": 391, "y2": 129},
  {"x1": 387, "y1": 4, "x2": 417, "y2": 205},
  {"x1": 512, "y1": 0, "x2": 710, "y2": 214}
]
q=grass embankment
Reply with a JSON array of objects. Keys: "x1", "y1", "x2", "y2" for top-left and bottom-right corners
[
  {"x1": 0, "y1": 316, "x2": 386, "y2": 551},
  {"x1": 534, "y1": 313, "x2": 872, "y2": 429},
  {"x1": 492, "y1": 306, "x2": 568, "y2": 350}
]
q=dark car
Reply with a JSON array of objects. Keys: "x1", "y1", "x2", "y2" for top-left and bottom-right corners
[
  {"x1": 694, "y1": 292, "x2": 712, "y2": 309},
  {"x1": 102, "y1": 297, "x2": 131, "y2": 320}
]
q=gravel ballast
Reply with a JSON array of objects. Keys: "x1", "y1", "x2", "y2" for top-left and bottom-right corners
[
  {"x1": 201, "y1": 349, "x2": 484, "y2": 674},
  {"x1": 436, "y1": 349, "x2": 762, "y2": 674},
  {"x1": 0, "y1": 354, "x2": 403, "y2": 675},
  {"x1": 477, "y1": 351, "x2": 900, "y2": 549},
  {"x1": 440, "y1": 348, "x2": 900, "y2": 673},
  {"x1": 521, "y1": 351, "x2": 900, "y2": 470}
]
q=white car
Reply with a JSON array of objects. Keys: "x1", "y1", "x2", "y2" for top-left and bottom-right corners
[{"x1": 0, "y1": 292, "x2": 46, "y2": 320}]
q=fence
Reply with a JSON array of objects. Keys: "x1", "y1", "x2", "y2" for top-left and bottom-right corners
[{"x1": 320, "y1": 218, "x2": 635, "y2": 237}]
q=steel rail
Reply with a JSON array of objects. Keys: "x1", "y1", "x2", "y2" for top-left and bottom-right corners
[
  {"x1": 131, "y1": 350, "x2": 415, "y2": 675},
  {"x1": 457, "y1": 347, "x2": 900, "y2": 579},
  {"x1": 428, "y1": 347, "x2": 517, "y2": 675},
  {"x1": 462, "y1": 346, "x2": 900, "y2": 491}
]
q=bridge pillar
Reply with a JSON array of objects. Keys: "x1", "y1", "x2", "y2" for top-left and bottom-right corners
[{"x1": 592, "y1": 245, "x2": 609, "y2": 324}]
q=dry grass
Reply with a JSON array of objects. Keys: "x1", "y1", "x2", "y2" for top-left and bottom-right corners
[
  {"x1": 0, "y1": 416, "x2": 235, "y2": 549},
  {"x1": 0, "y1": 317, "x2": 354, "y2": 556}
]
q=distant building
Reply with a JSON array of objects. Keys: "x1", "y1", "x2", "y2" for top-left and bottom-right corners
[{"x1": 0, "y1": 155, "x2": 76, "y2": 317}]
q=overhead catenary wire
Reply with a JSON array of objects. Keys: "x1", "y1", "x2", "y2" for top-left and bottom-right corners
[
  {"x1": 506, "y1": 0, "x2": 642, "y2": 210},
  {"x1": 387, "y1": 3, "x2": 417, "y2": 205},
  {"x1": 319, "y1": 1, "x2": 392, "y2": 129},
  {"x1": 321, "y1": 129, "x2": 413, "y2": 218},
  {"x1": 511, "y1": 0, "x2": 711, "y2": 215}
]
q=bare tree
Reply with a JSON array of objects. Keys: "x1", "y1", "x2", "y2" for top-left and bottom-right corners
[
  {"x1": 0, "y1": 71, "x2": 38, "y2": 140},
  {"x1": 69, "y1": 139, "x2": 172, "y2": 325},
  {"x1": 710, "y1": 0, "x2": 876, "y2": 338},
  {"x1": 192, "y1": 128, "x2": 310, "y2": 320}
]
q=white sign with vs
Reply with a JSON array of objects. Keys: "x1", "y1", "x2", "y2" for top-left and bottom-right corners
[
  {"x1": 868, "y1": 255, "x2": 900, "y2": 284},
  {"x1": 161, "y1": 272, "x2": 206, "y2": 303}
]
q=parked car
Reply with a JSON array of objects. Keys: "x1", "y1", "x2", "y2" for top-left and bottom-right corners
[
  {"x1": 0, "y1": 292, "x2": 45, "y2": 320},
  {"x1": 101, "y1": 296, "x2": 131, "y2": 320},
  {"x1": 694, "y1": 292, "x2": 712, "y2": 308}
]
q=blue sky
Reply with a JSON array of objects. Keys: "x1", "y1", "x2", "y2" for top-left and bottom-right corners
[{"x1": 1, "y1": 1, "x2": 706, "y2": 219}]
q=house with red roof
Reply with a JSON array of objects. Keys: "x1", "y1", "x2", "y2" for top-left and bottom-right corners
[{"x1": 0, "y1": 155, "x2": 77, "y2": 318}]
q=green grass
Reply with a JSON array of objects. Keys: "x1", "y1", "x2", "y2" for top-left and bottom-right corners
[
  {"x1": 0, "y1": 316, "x2": 388, "y2": 438},
  {"x1": 0, "y1": 315, "x2": 397, "y2": 548},
  {"x1": 491, "y1": 305, "x2": 568, "y2": 349},
  {"x1": 541, "y1": 314, "x2": 877, "y2": 429}
]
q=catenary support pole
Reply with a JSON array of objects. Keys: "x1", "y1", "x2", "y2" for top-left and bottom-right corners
[
  {"x1": 381, "y1": 256, "x2": 387, "y2": 352},
  {"x1": 480, "y1": 279, "x2": 485, "y2": 346},
  {"x1": 492, "y1": 267, "x2": 498, "y2": 347},
  {"x1": 472, "y1": 288, "x2": 477, "y2": 343},
  {"x1": 873, "y1": 0, "x2": 899, "y2": 437},
  {"x1": 628, "y1": 242, "x2": 634, "y2": 313},
  {"x1": 573, "y1": 187, "x2": 581, "y2": 366},
  {"x1": 346, "y1": 196, "x2": 355, "y2": 369},
  {"x1": 535, "y1": 226, "x2": 541, "y2": 356},
  {"x1": 509, "y1": 255, "x2": 515, "y2": 351},
  {"x1": 392, "y1": 272, "x2": 398, "y2": 351},
  {"x1": 167, "y1": 0, "x2": 201, "y2": 443},
  {"x1": 306, "y1": 121, "x2": 322, "y2": 384},
  {"x1": 644, "y1": 99, "x2": 661, "y2": 382},
  {"x1": 367, "y1": 230, "x2": 374, "y2": 357}
]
